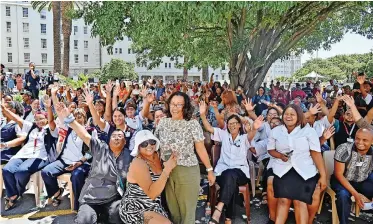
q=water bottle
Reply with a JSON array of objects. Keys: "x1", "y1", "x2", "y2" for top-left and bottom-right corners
[
  {"x1": 205, "y1": 202, "x2": 211, "y2": 223},
  {"x1": 39, "y1": 195, "x2": 47, "y2": 208}
]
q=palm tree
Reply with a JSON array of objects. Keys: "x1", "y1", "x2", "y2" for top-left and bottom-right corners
[
  {"x1": 61, "y1": 1, "x2": 73, "y2": 76},
  {"x1": 31, "y1": 1, "x2": 61, "y2": 74}
]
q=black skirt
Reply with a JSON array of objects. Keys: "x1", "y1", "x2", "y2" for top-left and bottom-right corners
[{"x1": 273, "y1": 168, "x2": 319, "y2": 204}]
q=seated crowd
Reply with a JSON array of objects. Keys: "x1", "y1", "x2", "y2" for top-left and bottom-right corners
[{"x1": 1, "y1": 66, "x2": 373, "y2": 224}]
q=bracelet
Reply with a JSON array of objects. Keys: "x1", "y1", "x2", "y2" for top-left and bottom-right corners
[
  {"x1": 79, "y1": 160, "x2": 85, "y2": 164},
  {"x1": 206, "y1": 167, "x2": 213, "y2": 172},
  {"x1": 64, "y1": 114, "x2": 75, "y2": 126},
  {"x1": 4, "y1": 142, "x2": 9, "y2": 148}
]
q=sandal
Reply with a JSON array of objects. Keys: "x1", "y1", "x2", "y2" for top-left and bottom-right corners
[
  {"x1": 209, "y1": 206, "x2": 222, "y2": 224},
  {"x1": 262, "y1": 192, "x2": 268, "y2": 205},
  {"x1": 5, "y1": 196, "x2": 19, "y2": 211},
  {"x1": 52, "y1": 188, "x2": 64, "y2": 207}
]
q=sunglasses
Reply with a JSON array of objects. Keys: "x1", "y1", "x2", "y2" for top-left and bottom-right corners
[{"x1": 140, "y1": 139, "x2": 157, "y2": 148}]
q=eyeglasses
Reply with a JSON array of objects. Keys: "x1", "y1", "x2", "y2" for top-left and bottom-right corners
[
  {"x1": 270, "y1": 121, "x2": 281, "y2": 126},
  {"x1": 140, "y1": 139, "x2": 157, "y2": 148},
  {"x1": 170, "y1": 103, "x2": 184, "y2": 109}
]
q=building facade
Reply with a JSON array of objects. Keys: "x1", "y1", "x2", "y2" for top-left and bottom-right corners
[
  {"x1": 0, "y1": 1, "x2": 101, "y2": 75},
  {"x1": 265, "y1": 53, "x2": 302, "y2": 82},
  {"x1": 1, "y1": 1, "x2": 228, "y2": 82}
]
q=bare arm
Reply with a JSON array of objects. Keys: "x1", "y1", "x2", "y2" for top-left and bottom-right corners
[
  {"x1": 83, "y1": 89, "x2": 106, "y2": 130},
  {"x1": 3, "y1": 136, "x2": 26, "y2": 148},
  {"x1": 310, "y1": 150, "x2": 326, "y2": 179},
  {"x1": 105, "y1": 89, "x2": 112, "y2": 122},
  {"x1": 195, "y1": 141, "x2": 213, "y2": 170},
  {"x1": 129, "y1": 158, "x2": 173, "y2": 200},
  {"x1": 327, "y1": 98, "x2": 340, "y2": 124},
  {"x1": 1, "y1": 105, "x2": 24, "y2": 129},
  {"x1": 364, "y1": 107, "x2": 373, "y2": 124},
  {"x1": 46, "y1": 102, "x2": 56, "y2": 131},
  {"x1": 200, "y1": 115, "x2": 214, "y2": 134}
]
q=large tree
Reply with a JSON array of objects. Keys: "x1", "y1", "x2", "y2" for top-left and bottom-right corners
[
  {"x1": 31, "y1": 1, "x2": 61, "y2": 74},
  {"x1": 293, "y1": 52, "x2": 373, "y2": 81},
  {"x1": 99, "y1": 58, "x2": 138, "y2": 82},
  {"x1": 78, "y1": 1, "x2": 373, "y2": 96}
]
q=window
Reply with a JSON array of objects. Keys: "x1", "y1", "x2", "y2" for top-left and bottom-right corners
[
  {"x1": 74, "y1": 54, "x2": 78, "y2": 63},
  {"x1": 84, "y1": 40, "x2": 88, "y2": 49},
  {"x1": 7, "y1": 53, "x2": 12, "y2": 63},
  {"x1": 23, "y1": 23, "x2": 29, "y2": 32},
  {"x1": 41, "y1": 39, "x2": 47, "y2": 48},
  {"x1": 74, "y1": 26, "x2": 78, "y2": 35},
  {"x1": 6, "y1": 37, "x2": 12, "y2": 47},
  {"x1": 115, "y1": 48, "x2": 118, "y2": 54},
  {"x1": 119, "y1": 48, "x2": 122, "y2": 54},
  {"x1": 84, "y1": 54, "x2": 88, "y2": 62},
  {"x1": 6, "y1": 6, "x2": 10, "y2": 16},
  {"x1": 40, "y1": 10, "x2": 46, "y2": 19},
  {"x1": 84, "y1": 69, "x2": 88, "y2": 74},
  {"x1": 6, "y1": 22, "x2": 11, "y2": 32},
  {"x1": 24, "y1": 38, "x2": 29, "y2": 48},
  {"x1": 74, "y1": 40, "x2": 78, "y2": 49},
  {"x1": 22, "y1": 8, "x2": 28, "y2": 17},
  {"x1": 8, "y1": 68, "x2": 13, "y2": 73},
  {"x1": 222, "y1": 64, "x2": 226, "y2": 70},
  {"x1": 128, "y1": 48, "x2": 131, "y2": 54},
  {"x1": 164, "y1": 63, "x2": 167, "y2": 68},
  {"x1": 24, "y1": 53, "x2": 30, "y2": 63},
  {"x1": 41, "y1": 53, "x2": 47, "y2": 64},
  {"x1": 41, "y1": 24, "x2": 46, "y2": 34},
  {"x1": 169, "y1": 63, "x2": 171, "y2": 68},
  {"x1": 84, "y1": 26, "x2": 88, "y2": 34}
]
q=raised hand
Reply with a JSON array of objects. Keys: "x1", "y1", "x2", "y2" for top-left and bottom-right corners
[
  {"x1": 253, "y1": 115, "x2": 265, "y2": 130},
  {"x1": 55, "y1": 102, "x2": 70, "y2": 120},
  {"x1": 323, "y1": 126, "x2": 336, "y2": 140},
  {"x1": 315, "y1": 92, "x2": 324, "y2": 104},
  {"x1": 105, "y1": 80, "x2": 113, "y2": 93},
  {"x1": 309, "y1": 103, "x2": 322, "y2": 115},
  {"x1": 199, "y1": 101, "x2": 207, "y2": 116},
  {"x1": 242, "y1": 98, "x2": 256, "y2": 112},
  {"x1": 140, "y1": 89, "x2": 148, "y2": 98},
  {"x1": 82, "y1": 88, "x2": 94, "y2": 105},
  {"x1": 113, "y1": 84, "x2": 120, "y2": 97},
  {"x1": 44, "y1": 95, "x2": 52, "y2": 108},
  {"x1": 357, "y1": 75, "x2": 366, "y2": 85},
  {"x1": 341, "y1": 95, "x2": 355, "y2": 108},
  {"x1": 51, "y1": 84, "x2": 59, "y2": 95},
  {"x1": 146, "y1": 93, "x2": 156, "y2": 103}
]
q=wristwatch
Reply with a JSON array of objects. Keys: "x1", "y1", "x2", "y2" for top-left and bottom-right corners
[{"x1": 206, "y1": 167, "x2": 213, "y2": 172}]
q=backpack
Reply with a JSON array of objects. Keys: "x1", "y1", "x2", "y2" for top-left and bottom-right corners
[{"x1": 24, "y1": 123, "x2": 57, "y2": 163}]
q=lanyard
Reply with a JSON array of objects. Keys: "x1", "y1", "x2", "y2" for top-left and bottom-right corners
[{"x1": 343, "y1": 122, "x2": 355, "y2": 137}]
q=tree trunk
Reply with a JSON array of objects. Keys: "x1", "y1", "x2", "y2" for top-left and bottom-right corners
[
  {"x1": 52, "y1": 1, "x2": 61, "y2": 74},
  {"x1": 202, "y1": 66, "x2": 209, "y2": 82},
  {"x1": 61, "y1": 1, "x2": 72, "y2": 77},
  {"x1": 183, "y1": 56, "x2": 188, "y2": 80}
]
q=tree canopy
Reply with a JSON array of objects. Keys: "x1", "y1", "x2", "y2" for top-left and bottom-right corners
[
  {"x1": 99, "y1": 58, "x2": 138, "y2": 82},
  {"x1": 293, "y1": 52, "x2": 373, "y2": 81},
  {"x1": 77, "y1": 1, "x2": 373, "y2": 96}
]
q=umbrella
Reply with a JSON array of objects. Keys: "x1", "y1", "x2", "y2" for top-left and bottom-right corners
[{"x1": 303, "y1": 71, "x2": 325, "y2": 79}]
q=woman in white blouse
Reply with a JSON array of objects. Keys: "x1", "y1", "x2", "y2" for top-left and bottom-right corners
[
  {"x1": 267, "y1": 104, "x2": 327, "y2": 224},
  {"x1": 200, "y1": 101, "x2": 259, "y2": 224}
]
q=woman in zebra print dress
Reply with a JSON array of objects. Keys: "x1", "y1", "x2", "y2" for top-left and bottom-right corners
[{"x1": 120, "y1": 130, "x2": 177, "y2": 224}]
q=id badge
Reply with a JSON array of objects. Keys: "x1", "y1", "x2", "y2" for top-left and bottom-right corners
[
  {"x1": 125, "y1": 132, "x2": 130, "y2": 137},
  {"x1": 27, "y1": 82, "x2": 31, "y2": 87},
  {"x1": 117, "y1": 186, "x2": 124, "y2": 196},
  {"x1": 356, "y1": 162, "x2": 364, "y2": 167},
  {"x1": 347, "y1": 138, "x2": 354, "y2": 143}
]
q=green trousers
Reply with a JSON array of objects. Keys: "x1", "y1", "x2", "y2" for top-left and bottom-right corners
[{"x1": 166, "y1": 165, "x2": 200, "y2": 224}]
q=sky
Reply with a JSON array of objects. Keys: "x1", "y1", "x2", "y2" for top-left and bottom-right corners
[{"x1": 301, "y1": 33, "x2": 373, "y2": 63}]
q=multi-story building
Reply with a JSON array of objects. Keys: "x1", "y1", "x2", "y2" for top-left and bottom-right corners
[
  {"x1": 1, "y1": 1, "x2": 228, "y2": 82},
  {"x1": 0, "y1": 1, "x2": 101, "y2": 75},
  {"x1": 101, "y1": 39, "x2": 229, "y2": 82},
  {"x1": 265, "y1": 53, "x2": 302, "y2": 82}
]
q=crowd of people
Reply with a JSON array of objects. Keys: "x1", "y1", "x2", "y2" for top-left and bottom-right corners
[{"x1": 1, "y1": 62, "x2": 373, "y2": 224}]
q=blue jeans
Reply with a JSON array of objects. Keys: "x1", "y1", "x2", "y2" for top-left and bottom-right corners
[
  {"x1": 331, "y1": 173, "x2": 373, "y2": 224},
  {"x1": 1, "y1": 147, "x2": 21, "y2": 165},
  {"x1": 2, "y1": 158, "x2": 49, "y2": 198},
  {"x1": 41, "y1": 159, "x2": 90, "y2": 211}
]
